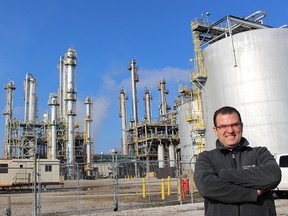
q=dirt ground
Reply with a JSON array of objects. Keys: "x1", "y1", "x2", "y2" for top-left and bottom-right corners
[
  {"x1": 73, "y1": 199, "x2": 288, "y2": 216},
  {"x1": 0, "y1": 178, "x2": 187, "y2": 215}
]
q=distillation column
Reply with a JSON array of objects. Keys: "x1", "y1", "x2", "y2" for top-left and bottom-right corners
[
  {"x1": 23, "y1": 73, "x2": 38, "y2": 158},
  {"x1": 158, "y1": 79, "x2": 169, "y2": 119},
  {"x1": 144, "y1": 89, "x2": 152, "y2": 123},
  {"x1": 119, "y1": 89, "x2": 128, "y2": 155},
  {"x1": 128, "y1": 60, "x2": 139, "y2": 126},
  {"x1": 24, "y1": 73, "x2": 37, "y2": 123},
  {"x1": 84, "y1": 97, "x2": 93, "y2": 165},
  {"x1": 64, "y1": 48, "x2": 77, "y2": 165},
  {"x1": 58, "y1": 56, "x2": 66, "y2": 120},
  {"x1": 48, "y1": 94, "x2": 59, "y2": 159},
  {"x1": 3, "y1": 81, "x2": 16, "y2": 158}
]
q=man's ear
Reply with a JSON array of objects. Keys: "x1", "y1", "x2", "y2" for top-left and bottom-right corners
[{"x1": 213, "y1": 126, "x2": 217, "y2": 135}]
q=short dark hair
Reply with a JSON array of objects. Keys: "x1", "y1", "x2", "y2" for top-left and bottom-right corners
[{"x1": 213, "y1": 106, "x2": 242, "y2": 127}]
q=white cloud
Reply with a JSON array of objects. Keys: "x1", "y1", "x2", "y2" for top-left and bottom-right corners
[
  {"x1": 119, "y1": 67, "x2": 190, "y2": 92},
  {"x1": 76, "y1": 96, "x2": 111, "y2": 134},
  {"x1": 91, "y1": 96, "x2": 111, "y2": 133}
]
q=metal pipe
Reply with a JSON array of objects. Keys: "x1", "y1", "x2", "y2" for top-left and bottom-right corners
[
  {"x1": 244, "y1": 10, "x2": 267, "y2": 22},
  {"x1": 227, "y1": 16, "x2": 238, "y2": 67}
]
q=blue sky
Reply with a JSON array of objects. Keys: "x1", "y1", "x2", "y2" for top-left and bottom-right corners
[{"x1": 0, "y1": 1, "x2": 287, "y2": 155}]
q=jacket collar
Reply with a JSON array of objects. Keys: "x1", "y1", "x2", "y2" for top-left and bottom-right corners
[{"x1": 216, "y1": 137, "x2": 249, "y2": 152}]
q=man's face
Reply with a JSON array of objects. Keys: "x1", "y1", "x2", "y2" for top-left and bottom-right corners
[{"x1": 213, "y1": 112, "x2": 243, "y2": 149}]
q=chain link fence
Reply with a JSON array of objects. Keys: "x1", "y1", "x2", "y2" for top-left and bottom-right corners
[{"x1": 0, "y1": 158, "x2": 199, "y2": 215}]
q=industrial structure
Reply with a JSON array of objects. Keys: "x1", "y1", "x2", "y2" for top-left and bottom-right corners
[
  {"x1": 119, "y1": 60, "x2": 179, "y2": 173},
  {"x1": 189, "y1": 10, "x2": 288, "y2": 157},
  {"x1": 2, "y1": 48, "x2": 94, "y2": 178}
]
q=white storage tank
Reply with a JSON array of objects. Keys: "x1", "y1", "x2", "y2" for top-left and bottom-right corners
[{"x1": 202, "y1": 27, "x2": 288, "y2": 155}]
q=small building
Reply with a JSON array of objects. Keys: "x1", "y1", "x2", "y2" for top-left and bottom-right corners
[{"x1": 0, "y1": 158, "x2": 61, "y2": 188}]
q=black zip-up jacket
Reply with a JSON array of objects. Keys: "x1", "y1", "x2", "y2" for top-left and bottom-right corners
[{"x1": 194, "y1": 137, "x2": 281, "y2": 216}]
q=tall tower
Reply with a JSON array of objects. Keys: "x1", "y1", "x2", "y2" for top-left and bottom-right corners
[
  {"x1": 63, "y1": 48, "x2": 77, "y2": 165},
  {"x1": 24, "y1": 73, "x2": 37, "y2": 123},
  {"x1": 84, "y1": 97, "x2": 93, "y2": 165},
  {"x1": 48, "y1": 93, "x2": 59, "y2": 159},
  {"x1": 143, "y1": 89, "x2": 152, "y2": 123},
  {"x1": 119, "y1": 89, "x2": 128, "y2": 155},
  {"x1": 128, "y1": 60, "x2": 139, "y2": 126},
  {"x1": 158, "y1": 79, "x2": 170, "y2": 119},
  {"x1": 3, "y1": 81, "x2": 16, "y2": 158}
]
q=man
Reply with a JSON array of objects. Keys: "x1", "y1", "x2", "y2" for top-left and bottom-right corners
[{"x1": 194, "y1": 106, "x2": 281, "y2": 216}]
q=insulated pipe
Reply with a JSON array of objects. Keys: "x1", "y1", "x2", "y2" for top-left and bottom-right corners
[
  {"x1": 48, "y1": 94, "x2": 59, "y2": 159},
  {"x1": 119, "y1": 89, "x2": 128, "y2": 155},
  {"x1": 144, "y1": 89, "x2": 152, "y2": 123},
  {"x1": 128, "y1": 60, "x2": 139, "y2": 126},
  {"x1": 84, "y1": 97, "x2": 93, "y2": 165},
  {"x1": 158, "y1": 141, "x2": 165, "y2": 168},
  {"x1": 64, "y1": 48, "x2": 77, "y2": 165},
  {"x1": 244, "y1": 10, "x2": 267, "y2": 22},
  {"x1": 3, "y1": 81, "x2": 16, "y2": 158},
  {"x1": 169, "y1": 143, "x2": 175, "y2": 168}
]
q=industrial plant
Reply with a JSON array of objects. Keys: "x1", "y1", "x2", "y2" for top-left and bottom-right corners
[
  {"x1": 1, "y1": 10, "x2": 288, "y2": 182},
  {"x1": 2, "y1": 48, "x2": 94, "y2": 179}
]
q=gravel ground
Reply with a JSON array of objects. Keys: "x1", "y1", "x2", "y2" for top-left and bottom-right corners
[{"x1": 72, "y1": 199, "x2": 288, "y2": 216}]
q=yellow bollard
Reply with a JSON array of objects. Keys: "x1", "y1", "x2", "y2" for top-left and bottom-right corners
[
  {"x1": 161, "y1": 178, "x2": 165, "y2": 200},
  {"x1": 167, "y1": 176, "x2": 171, "y2": 196},
  {"x1": 142, "y1": 178, "x2": 146, "y2": 198}
]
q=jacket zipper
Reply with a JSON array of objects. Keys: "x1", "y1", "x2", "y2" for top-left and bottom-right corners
[
  {"x1": 231, "y1": 150, "x2": 240, "y2": 215},
  {"x1": 231, "y1": 151, "x2": 237, "y2": 168}
]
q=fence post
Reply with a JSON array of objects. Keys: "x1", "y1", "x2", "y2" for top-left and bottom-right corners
[
  {"x1": 33, "y1": 153, "x2": 38, "y2": 216},
  {"x1": 3, "y1": 196, "x2": 11, "y2": 216},
  {"x1": 190, "y1": 170, "x2": 194, "y2": 204},
  {"x1": 112, "y1": 151, "x2": 119, "y2": 212},
  {"x1": 176, "y1": 154, "x2": 182, "y2": 204},
  {"x1": 77, "y1": 163, "x2": 80, "y2": 210}
]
